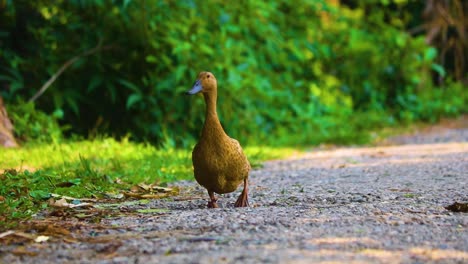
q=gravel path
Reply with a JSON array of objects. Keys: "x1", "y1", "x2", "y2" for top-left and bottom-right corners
[{"x1": 1, "y1": 124, "x2": 467, "y2": 263}]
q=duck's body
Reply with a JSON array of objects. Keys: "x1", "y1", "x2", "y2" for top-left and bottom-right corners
[
  {"x1": 187, "y1": 72, "x2": 250, "y2": 208},
  {"x1": 192, "y1": 121, "x2": 250, "y2": 195}
]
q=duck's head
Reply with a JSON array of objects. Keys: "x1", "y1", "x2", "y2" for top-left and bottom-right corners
[{"x1": 186, "y1": 71, "x2": 217, "y2": 95}]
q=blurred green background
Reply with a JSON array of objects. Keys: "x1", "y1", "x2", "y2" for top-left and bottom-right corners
[{"x1": 1, "y1": 0, "x2": 467, "y2": 147}]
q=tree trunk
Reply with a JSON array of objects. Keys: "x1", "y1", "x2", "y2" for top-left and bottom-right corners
[
  {"x1": 0, "y1": 96, "x2": 18, "y2": 147},
  {"x1": 423, "y1": 0, "x2": 467, "y2": 84}
]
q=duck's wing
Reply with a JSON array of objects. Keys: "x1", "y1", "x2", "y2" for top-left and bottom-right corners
[{"x1": 229, "y1": 138, "x2": 251, "y2": 171}]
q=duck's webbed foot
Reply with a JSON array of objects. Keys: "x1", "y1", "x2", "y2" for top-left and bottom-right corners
[
  {"x1": 207, "y1": 191, "x2": 219, "y2": 208},
  {"x1": 234, "y1": 178, "x2": 249, "y2": 207}
]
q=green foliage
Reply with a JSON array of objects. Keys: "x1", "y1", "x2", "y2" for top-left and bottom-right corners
[
  {"x1": 0, "y1": 1, "x2": 466, "y2": 146},
  {"x1": 7, "y1": 101, "x2": 65, "y2": 143},
  {"x1": 0, "y1": 138, "x2": 294, "y2": 227},
  {"x1": 396, "y1": 81, "x2": 468, "y2": 123}
]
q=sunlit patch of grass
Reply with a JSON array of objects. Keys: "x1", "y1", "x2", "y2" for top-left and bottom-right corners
[
  {"x1": 244, "y1": 146, "x2": 297, "y2": 167},
  {"x1": 0, "y1": 138, "x2": 294, "y2": 228}
]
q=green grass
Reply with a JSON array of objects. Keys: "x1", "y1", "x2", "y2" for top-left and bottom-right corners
[{"x1": 0, "y1": 138, "x2": 295, "y2": 228}]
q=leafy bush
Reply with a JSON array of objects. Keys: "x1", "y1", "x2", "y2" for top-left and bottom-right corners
[
  {"x1": 0, "y1": 1, "x2": 465, "y2": 146},
  {"x1": 401, "y1": 81, "x2": 467, "y2": 123},
  {"x1": 7, "y1": 102, "x2": 65, "y2": 144}
]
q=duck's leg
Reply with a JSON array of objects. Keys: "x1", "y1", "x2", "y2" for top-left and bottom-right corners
[
  {"x1": 234, "y1": 178, "x2": 249, "y2": 207},
  {"x1": 207, "y1": 190, "x2": 219, "y2": 208}
]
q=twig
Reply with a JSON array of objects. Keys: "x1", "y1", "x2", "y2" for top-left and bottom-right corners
[
  {"x1": 0, "y1": 230, "x2": 15, "y2": 239},
  {"x1": 29, "y1": 41, "x2": 111, "y2": 103}
]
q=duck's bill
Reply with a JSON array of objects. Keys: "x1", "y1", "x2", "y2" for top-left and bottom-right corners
[{"x1": 186, "y1": 80, "x2": 202, "y2": 95}]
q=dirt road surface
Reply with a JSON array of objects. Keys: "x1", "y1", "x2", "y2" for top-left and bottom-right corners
[{"x1": 1, "y1": 120, "x2": 467, "y2": 263}]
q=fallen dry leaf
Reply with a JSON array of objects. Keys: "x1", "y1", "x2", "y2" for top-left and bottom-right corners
[
  {"x1": 130, "y1": 185, "x2": 141, "y2": 192},
  {"x1": 0, "y1": 231, "x2": 36, "y2": 245},
  {"x1": 34, "y1": 235, "x2": 50, "y2": 243},
  {"x1": 49, "y1": 198, "x2": 68, "y2": 207},
  {"x1": 140, "y1": 193, "x2": 172, "y2": 199},
  {"x1": 50, "y1": 193, "x2": 97, "y2": 202},
  {"x1": 123, "y1": 192, "x2": 142, "y2": 198},
  {"x1": 132, "y1": 184, "x2": 178, "y2": 193},
  {"x1": 445, "y1": 202, "x2": 468, "y2": 213},
  {"x1": 105, "y1": 192, "x2": 124, "y2": 199},
  {"x1": 123, "y1": 184, "x2": 179, "y2": 199},
  {"x1": 10, "y1": 231, "x2": 36, "y2": 240},
  {"x1": 30, "y1": 223, "x2": 71, "y2": 236},
  {"x1": 138, "y1": 183, "x2": 152, "y2": 191},
  {"x1": 49, "y1": 198, "x2": 93, "y2": 208},
  {"x1": 0, "y1": 230, "x2": 15, "y2": 239},
  {"x1": 152, "y1": 186, "x2": 176, "y2": 193}
]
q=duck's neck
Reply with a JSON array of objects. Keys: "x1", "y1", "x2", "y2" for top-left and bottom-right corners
[
  {"x1": 203, "y1": 92, "x2": 218, "y2": 119},
  {"x1": 202, "y1": 91, "x2": 226, "y2": 138}
]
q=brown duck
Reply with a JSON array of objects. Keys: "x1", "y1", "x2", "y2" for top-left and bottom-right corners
[{"x1": 187, "y1": 71, "x2": 250, "y2": 208}]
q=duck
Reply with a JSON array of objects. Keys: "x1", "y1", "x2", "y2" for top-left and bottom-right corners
[{"x1": 186, "y1": 71, "x2": 250, "y2": 208}]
